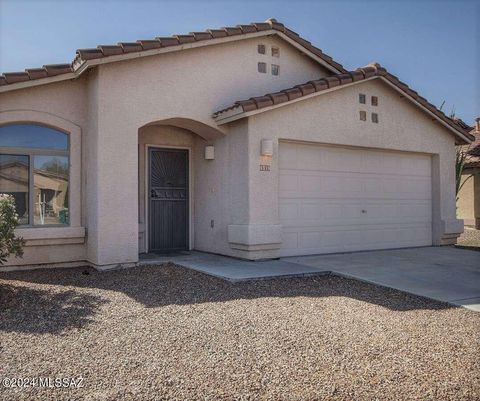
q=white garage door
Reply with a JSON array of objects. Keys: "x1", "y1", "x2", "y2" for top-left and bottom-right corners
[{"x1": 279, "y1": 142, "x2": 432, "y2": 257}]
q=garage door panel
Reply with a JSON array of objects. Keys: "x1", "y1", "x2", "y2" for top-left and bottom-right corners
[
  {"x1": 280, "y1": 173, "x2": 431, "y2": 200},
  {"x1": 383, "y1": 176, "x2": 431, "y2": 198},
  {"x1": 279, "y1": 142, "x2": 433, "y2": 257},
  {"x1": 279, "y1": 174, "x2": 299, "y2": 191},
  {"x1": 279, "y1": 144, "x2": 299, "y2": 169},
  {"x1": 282, "y1": 232, "x2": 299, "y2": 249},
  {"x1": 280, "y1": 199, "x2": 431, "y2": 226},
  {"x1": 302, "y1": 202, "x2": 324, "y2": 219},
  {"x1": 362, "y1": 151, "x2": 384, "y2": 173},
  {"x1": 298, "y1": 174, "x2": 323, "y2": 191},
  {"x1": 323, "y1": 175, "x2": 363, "y2": 193},
  {"x1": 282, "y1": 225, "x2": 431, "y2": 255},
  {"x1": 279, "y1": 202, "x2": 298, "y2": 220}
]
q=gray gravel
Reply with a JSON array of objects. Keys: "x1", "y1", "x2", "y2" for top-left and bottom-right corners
[
  {"x1": 1, "y1": 264, "x2": 479, "y2": 401},
  {"x1": 457, "y1": 228, "x2": 480, "y2": 248}
]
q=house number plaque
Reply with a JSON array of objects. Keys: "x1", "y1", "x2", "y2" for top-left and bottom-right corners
[{"x1": 260, "y1": 165, "x2": 270, "y2": 171}]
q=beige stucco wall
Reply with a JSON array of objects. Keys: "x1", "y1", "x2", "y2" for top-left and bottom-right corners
[
  {"x1": 1, "y1": 33, "x2": 330, "y2": 268},
  {"x1": 85, "y1": 35, "x2": 329, "y2": 267},
  {"x1": 458, "y1": 173, "x2": 475, "y2": 226},
  {"x1": 95, "y1": 34, "x2": 330, "y2": 129},
  {"x1": 235, "y1": 78, "x2": 462, "y2": 258},
  {"x1": 192, "y1": 120, "x2": 253, "y2": 258},
  {"x1": 457, "y1": 169, "x2": 480, "y2": 228}
]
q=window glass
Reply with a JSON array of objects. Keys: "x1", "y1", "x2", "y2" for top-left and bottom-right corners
[
  {"x1": 258, "y1": 62, "x2": 267, "y2": 73},
  {"x1": 371, "y1": 96, "x2": 378, "y2": 106},
  {"x1": 372, "y1": 113, "x2": 379, "y2": 123},
  {"x1": 359, "y1": 94, "x2": 366, "y2": 104},
  {"x1": 257, "y1": 44, "x2": 266, "y2": 54},
  {"x1": 0, "y1": 124, "x2": 68, "y2": 150},
  {"x1": 271, "y1": 47, "x2": 280, "y2": 57},
  {"x1": 271, "y1": 64, "x2": 280, "y2": 76},
  {"x1": 359, "y1": 111, "x2": 367, "y2": 121},
  {"x1": 0, "y1": 154, "x2": 29, "y2": 224},
  {"x1": 33, "y1": 156, "x2": 69, "y2": 225}
]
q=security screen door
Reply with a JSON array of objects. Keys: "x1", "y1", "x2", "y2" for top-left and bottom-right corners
[{"x1": 149, "y1": 148, "x2": 188, "y2": 252}]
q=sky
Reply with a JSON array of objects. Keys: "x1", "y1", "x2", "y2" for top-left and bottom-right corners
[{"x1": 0, "y1": 0, "x2": 478, "y2": 124}]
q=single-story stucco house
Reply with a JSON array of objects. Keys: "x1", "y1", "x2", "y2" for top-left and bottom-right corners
[
  {"x1": 457, "y1": 118, "x2": 480, "y2": 228},
  {"x1": 0, "y1": 19, "x2": 475, "y2": 270}
]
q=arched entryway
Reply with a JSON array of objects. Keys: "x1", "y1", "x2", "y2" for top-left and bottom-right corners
[{"x1": 138, "y1": 118, "x2": 224, "y2": 254}]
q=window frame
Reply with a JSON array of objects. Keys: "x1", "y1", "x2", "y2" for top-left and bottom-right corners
[
  {"x1": 258, "y1": 62, "x2": 267, "y2": 73},
  {"x1": 271, "y1": 64, "x2": 280, "y2": 76},
  {"x1": 0, "y1": 124, "x2": 71, "y2": 228}
]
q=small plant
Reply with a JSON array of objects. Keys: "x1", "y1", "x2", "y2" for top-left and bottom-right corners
[
  {"x1": 0, "y1": 194, "x2": 25, "y2": 264},
  {"x1": 442, "y1": 101, "x2": 473, "y2": 204},
  {"x1": 455, "y1": 147, "x2": 472, "y2": 202}
]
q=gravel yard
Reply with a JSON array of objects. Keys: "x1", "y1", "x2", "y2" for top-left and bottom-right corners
[
  {"x1": 457, "y1": 228, "x2": 480, "y2": 249},
  {"x1": 1, "y1": 264, "x2": 479, "y2": 401}
]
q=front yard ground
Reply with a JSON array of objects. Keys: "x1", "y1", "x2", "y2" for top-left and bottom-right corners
[
  {"x1": 457, "y1": 228, "x2": 480, "y2": 249},
  {"x1": 1, "y1": 264, "x2": 479, "y2": 400}
]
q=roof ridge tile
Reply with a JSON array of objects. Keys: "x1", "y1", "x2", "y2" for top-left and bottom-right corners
[
  {"x1": 97, "y1": 45, "x2": 124, "y2": 56},
  {"x1": 206, "y1": 29, "x2": 228, "y2": 38},
  {"x1": 118, "y1": 42, "x2": 143, "y2": 53},
  {"x1": 136, "y1": 39, "x2": 162, "y2": 50},
  {"x1": 154, "y1": 37, "x2": 180, "y2": 46}
]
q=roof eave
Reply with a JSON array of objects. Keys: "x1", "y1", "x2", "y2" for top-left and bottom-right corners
[
  {"x1": 214, "y1": 76, "x2": 379, "y2": 125},
  {"x1": 0, "y1": 30, "x2": 343, "y2": 94},
  {"x1": 378, "y1": 77, "x2": 473, "y2": 145},
  {"x1": 0, "y1": 71, "x2": 77, "y2": 93},
  {"x1": 214, "y1": 75, "x2": 472, "y2": 145}
]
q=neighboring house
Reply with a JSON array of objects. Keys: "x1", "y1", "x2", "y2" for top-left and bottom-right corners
[
  {"x1": 0, "y1": 19, "x2": 474, "y2": 270},
  {"x1": 457, "y1": 118, "x2": 480, "y2": 228}
]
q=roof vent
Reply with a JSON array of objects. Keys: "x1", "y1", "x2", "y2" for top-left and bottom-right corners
[{"x1": 265, "y1": 18, "x2": 278, "y2": 23}]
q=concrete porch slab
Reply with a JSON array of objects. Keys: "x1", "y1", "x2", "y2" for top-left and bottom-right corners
[
  {"x1": 139, "y1": 251, "x2": 328, "y2": 282},
  {"x1": 284, "y1": 247, "x2": 480, "y2": 312}
]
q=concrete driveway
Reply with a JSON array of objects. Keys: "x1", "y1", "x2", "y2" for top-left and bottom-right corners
[{"x1": 284, "y1": 247, "x2": 480, "y2": 311}]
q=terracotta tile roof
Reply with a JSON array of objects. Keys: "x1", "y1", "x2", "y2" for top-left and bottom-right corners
[
  {"x1": 0, "y1": 18, "x2": 345, "y2": 88},
  {"x1": 1, "y1": 64, "x2": 73, "y2": 85},
  {"x1": 213, "y1": 63, "x2": 474, "y2": 142}
]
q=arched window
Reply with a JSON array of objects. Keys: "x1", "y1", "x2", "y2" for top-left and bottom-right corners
[{"x1": 0, "y1": 124, "x2": 69, "y2": 226}]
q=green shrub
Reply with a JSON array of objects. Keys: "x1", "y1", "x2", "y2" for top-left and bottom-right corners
[
  {"x1": 456, "y1": 147, "x2": 472, "y2": 202},
  {"x1": 0, "y1": 195, "x2": 25, "y2": 264}
]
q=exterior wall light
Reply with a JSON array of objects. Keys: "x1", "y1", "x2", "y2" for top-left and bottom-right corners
[
  {"x1": 261, "y1": 139, "x2": 273, "y2": 156},
  {"x1": 204, "y1": 145, "x2": 215, "y2": 160}
]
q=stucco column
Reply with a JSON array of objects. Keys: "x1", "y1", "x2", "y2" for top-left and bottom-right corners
[
  {"x1": 227, "y1": 121, "x2": 282, "y2": 259},
  {"x1": 85, "y1": 110, "x2": 139, "y2": 268},
  {"x1": 432, "y1": 151, "x2": 464, "y2": 245}
]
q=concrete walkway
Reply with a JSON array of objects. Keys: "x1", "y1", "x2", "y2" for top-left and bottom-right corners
[
  {"x1": 140, "y1": 247, "x2": 480, "y2": 311},
  {"x1": 140, "y1": 251, "x2": 328, "y2": 281}
]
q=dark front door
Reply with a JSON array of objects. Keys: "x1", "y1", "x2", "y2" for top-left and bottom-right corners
[{"x1": 149, "y1": 148, "x2": 189, "y2": 253}]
